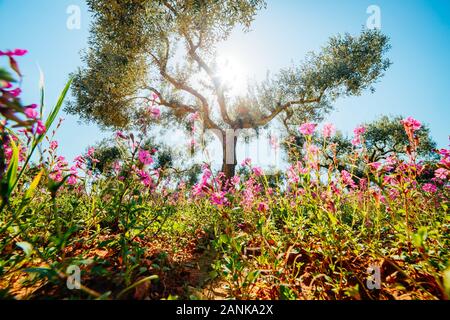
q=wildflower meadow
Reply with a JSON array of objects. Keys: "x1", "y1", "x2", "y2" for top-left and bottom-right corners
[{"x1": 0, "y1": 1, "x2": 449, "y2": 303}]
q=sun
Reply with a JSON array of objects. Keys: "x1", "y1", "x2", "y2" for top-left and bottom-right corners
[{"x1": 215, "y1": 54, "x2": 248, "y2": 96}]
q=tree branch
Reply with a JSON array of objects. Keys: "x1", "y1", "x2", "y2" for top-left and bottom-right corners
[
  {"x1": 239, "y1": 96, "x2": 322, "y2": 129},
  {"x1": 183, "y1": 33, "x2": 233, "y2": 126}
]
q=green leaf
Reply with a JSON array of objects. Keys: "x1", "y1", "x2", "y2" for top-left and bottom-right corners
[
  {"x1": 44, "y1": 78, "x2": 72, "y2": 133},
  {"x1": 23, "y1": 267, "x2": 57, "y2": 279},
  {"x1": 38, "y1": 65, "x2": 45, "y2": 118},
  {"x1": 24, "y1": 169, "x2": 44, "y2": 200},
  {"x1": 47, "y1": 173, "x2": 75, "y2": 197},
  {"x1": 0, "y1": 67, "x2": 16, "y2": 82},
  {"x1": 16, "y1": 241, "x2": 33, "y2": 257},
  {"x1": 2, "y1": 139, "x2": 19, "y2": 200},
  {"x1": 412, "y1": 227, "x2": 428, "y2": 249}
]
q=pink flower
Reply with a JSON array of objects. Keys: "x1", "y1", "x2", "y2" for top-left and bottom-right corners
[
  {"x1": 422, "y1": 183, "x2": 437, "y2": 193},
  {"x1": 341, "y1": 170, "x2": 356, "y2": 188},
  {"x1": 231, "y1": 175, "x2": 240, "y2": 185},
  {"x1": 0, "y1": 49, "x2": 28, "y2": 57},
  {"x1": 24, "y1": 107, "x2": 38, "y2": 119},
  {"x1": 210, "y1": 191, "x2": 228, "y2": 206},
  {"x1": 149, "y1": 107, "x2": 161, "y2": 119},
  {"x1": 241, "y1": 158, "x2": 252, "y2": 167},
  {"x1": 389, "y1": 188, "x2": 400, "y2": 200},
  {"x1": 67, "y1": 175, "x2": 77, "y2": 185},
  {"x1": 138, "y1": 149, "x2": 154, "y2": 165},
  {"x1": 113, "y1": 161, "x2": 122, "y2": 173},
  {"x1": 138, "y1": 170, "x2": 153, "y2": 187},
  {"x1": 322, "y1": 123, "x2": 336, "y2": 138},
  {"x1": 35, "y1": 120, "x2": 46, "y2": 135},
  {"x1": 9, "y1": 88, "x2": 21, "y2": 97},
  {"x1": 67, "y1": 166, "x2": 78, "y2": 185},
  {"x1": 353, "y1": 126, "x2": 366, "y2": 136},
  {"x1": 151, "y1": 92, "x2": 159, "y2": 101},
  {"x1": 50, "y1": 141, "x2": 58, "y2": 150},
  {"x1": 257, "y1": 202, "x2": 269, "y2": 213},
  {"x1": 50, "y1": 171, "x2": 63, "y2": 182},
  {"x1": 253, "y1": 167, "x2": 263, "y2": 177},
  {"x1": 299, "y1": 122, "x2": 317, "y2": 136},
  {"x1": 351, "y1": 137, "x2": 361, "y2": 146},
  {"x1": 307, "y1": 144, "x2": 319, "y2": 155},
  {"x1": 351, "y1": 125, "x2": 366, "y2": 146},
  {"x1": 438, "y1": 149, "x2": 450, "y2": 158},
  {"x1": 87, "y1": 147, "x2": 95, "y2": 158},
  {"x1": 369, "y1": 162, "x2": 381, "y2": 171},
  {"x1": 115, "y1": 131, "x2": 127, "y2": 139},
  {"x1": 57, "y1": 156, "x2": 68, "y2": 167},
  {"x1": 401, "y1": 117, "x2": 421, "y2": 132},
  {"x1": 435, "y1": 168, "x2": 449, "y2": 180},
  {"x1": 383, "y1": 175, "x2": 398, "y2": 186},
  {"x1": 440, "y1": 157, "x2": 450, "y2": 167},
  {"x1": 74, "y1": 155, "x2": 85, "y2": 169}
]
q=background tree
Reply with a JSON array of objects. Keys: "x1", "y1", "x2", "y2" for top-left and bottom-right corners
[
  {"x1": 86, "y1": 136, "x2": 202, "y2": 186},
  {"x1": 362, "y1": 115, "x2": 436, "y2": 162},
  {"x1": 67, "y1": 0, "x2": 391, "y2": 178},
  {"x1": 285, "y1": 115, "x2": 437, "y2": 178}
]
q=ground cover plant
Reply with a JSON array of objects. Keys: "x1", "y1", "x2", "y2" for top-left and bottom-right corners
[
  {"x1": 1, "y1": 0, "x2": 450, "y2": 301},
  {"x1": 0, "y1": 50, "x2": 449, "y2": 300}
]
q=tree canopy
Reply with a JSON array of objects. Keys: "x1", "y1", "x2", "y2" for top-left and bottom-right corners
[
  {"x1": 285, "y1": 115, "x2": 438, "y2": 179},
  {"x1": 67, "y1": 0, "x2": 391, "y2": 177}
]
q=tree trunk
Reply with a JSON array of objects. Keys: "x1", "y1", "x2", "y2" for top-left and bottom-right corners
[{"x1": 221, "y1": 132, "x2": 237, "y2": 179}]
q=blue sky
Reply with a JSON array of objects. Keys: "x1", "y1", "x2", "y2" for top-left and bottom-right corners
[{"x1": 1, "y1": 0, "x2": 449, "y2": 166}]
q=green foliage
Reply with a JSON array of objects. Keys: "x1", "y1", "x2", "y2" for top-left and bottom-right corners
[
  {"x1": 286, "y1": 115, "x2": 438, "y2": 179},
  {"x1": 363, "y1": 115, "x2": 437, "y2": 162}
]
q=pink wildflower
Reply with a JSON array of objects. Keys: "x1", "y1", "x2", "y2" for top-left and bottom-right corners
[
  {"x1": 401, "y1": 117, "x2": 422, "y2": 132},
  {"x1": 231, "y1": 175, "x2": 240, "y2": 186},
  {"x1": 369, "y1": 162, "x2": 381, "y2": 171},
  {"x1": 0, "y1": 49, "x2": 28, "y2": 57},
  {"x1": 241, "y1": 158, "x2": 252, "y2": 167},
  {"x1": 24, "y1": 108, "x2": 38, "y2": 119},
  {"x1": 299, "y1": 122, "x2": 317, "y2": 136},
  {"x1": 115, "y1": 131, "x2": 127, "y2": 139},
  {"x1": 353, "y1": 126, "x2": 366, "y2": 136},
  {"x1": 9, "y1": 88, "x2": 21, "y2": 97},
  {"x1": 87, "y1": 147, "x2": 95, "y2": 158},
  {"x1": 35, "y1": 120, "x2": 46, "y2": 135},
  {"x1": 138, "y1": 149, "x2": 154, "y2": 165},
  {"x1": 322, "y1": 123, "x2": 336, "y2": 138},
  {"x1": 50, "y1": 141, "x2": 58, "y2": 150},
  {"x1": 341, "y1": 170, "x2": 356, "y2": 188},
  {"x1": 422, "y1": 183, "x2": 437, "y2": 193},
  {"x1": 149, "y1": 107, "x2": 161, "y2": 119},
  {"x1": 253, "y1": 167, "x2": 263, "y2": 177},
  {"x1": 210, "y1": 191, "x2": 228, "y2": 206},
  {"x1": 257, "y1": 202, "x2": 269, "y2": 213},
  {"x1": 435, "y1": 168, "x2": 449, "y2": 180}
]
